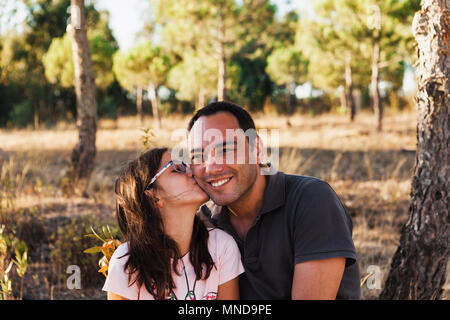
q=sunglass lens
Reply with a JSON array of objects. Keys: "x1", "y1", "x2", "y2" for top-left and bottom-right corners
[{"x1": 173, "y1": 162, "x2": 186, "y2": 172}]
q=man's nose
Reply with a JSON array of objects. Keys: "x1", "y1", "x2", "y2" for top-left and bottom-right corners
[
  {"x1": 204, "y1": 153, "x2": 224, "y2": 175},
  {"x1": 185, "y1": 166, "x2": 193, "y2": 177}
]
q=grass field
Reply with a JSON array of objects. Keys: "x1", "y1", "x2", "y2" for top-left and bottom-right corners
[{"x1": 0, "y1": 109, "x2": 448, "y2": 300}]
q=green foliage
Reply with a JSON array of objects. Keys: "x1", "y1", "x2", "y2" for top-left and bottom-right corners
[
  {"x1": 49, "y1": 216, "x2": 118, "y2": 288},
  {"x1": 13, "y1": 247, "x2": 28, "y2": 278},
  {"x1": 43, "y1": 28, "x2": 117, "y2": 90},
  {"x1": 113, "y1": 42, "x2": 171, "y2": 91},
  {"x1": 297, "y1": 0, "x2": 418, "y2": 92},
  {"x1": 167, "y1": 51, "x2": 217, "y2": 107},
  {"x1": 42, "y1": 35, "x2": 73, "y2": 88},
  {"x1": 97, "y1": 96, "x2": 117, "y2": 119},
  {"x1": 141, "y1": 128, "x2": 156, "y2": 149},
  {"x1": 83, "y1": 225, "x2": 122, "y2": 278},
  {"x1": 0, "y1": 224, "x2": 29, "y2": 300},
  {"x1": 153, "y1": 0, "x2": 276, "y2": 105},
  {"x1": 266, "y1": 46, "x2": 309, "y2": 86},
  {"x1": 8, "y1": 101, "x2": 33, "y2": 128},
  {"x1": 0, "y1": 261, "x2": 13, "y2": 300},
  {"x1": 0, "y1": 0, "x2": 422, "y2": 124},
  {"x1": 1, "y1": 1, "x2": 122, "y2": 128}
]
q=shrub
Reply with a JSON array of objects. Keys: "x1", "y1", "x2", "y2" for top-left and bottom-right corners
[
  {"x1": 8, "y1": 101, "x2": 33, "y2": 128},
  {"x1": 49, "y1": 216, "x2": 117, "y2": 288}
]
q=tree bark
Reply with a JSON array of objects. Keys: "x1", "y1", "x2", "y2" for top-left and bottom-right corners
[
  {"x1": 371, "y1": 41, "x2": 383, "y2": 132},
  {"x1": 340, "y1": 87, "x2": 347, "y2": 114},
  {"x1": 379, "y1": 0, "x2": 449, "y2": 300},
  {"x1": 149, "y1": 84, "x2": 161, "y2": 130},
  {"x1": 65, "y1": 0, "x2": 97, "y2": 197},
  {"x1": 196, "y1": 87, "x2": 206, "y2": 110},
  {"x1": 285, "y1": 82, "x2": 293, "y2": 127},
  {"x1": 345, "y1": 51, "x2": 356, "y2": 122},
  {"x1": 136, "y1": 86, "x2": 143, "y2": 125}
]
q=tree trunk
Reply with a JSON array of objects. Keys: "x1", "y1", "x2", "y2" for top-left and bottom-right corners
[
  {"x1": 217, "y1": 9, "x2": 226, "y2": 101},
  {"x1": 149, "y1": 84, "x2": 161, "y2": 130},
  {"x1": 371, "y1": 41, "x2": 383, "y2": 132},
  {"x1": 285, "y1": 82, "x2": 293, "y2": 127},
  {"x1": 196, "y1": 87, "x2": 206, "y2": 110},
  {"x1": 345, "y1": 51, "x2": 356, "y2": 122},
  {"x1": 34, "y1": 106, "x2": 39, "y2": 130},
  {"x1": 340, "y1": 87, "x2": 347, "y2": 114},
  {"x1": 379, "y1": 0, "x2": 449, "y2": 300},
  {"x1": 65, "y1": 0, "x2": 97, "y2": 197},
  {"x1": 136, "y1": 86, "x2": 143, "y2": 125}
]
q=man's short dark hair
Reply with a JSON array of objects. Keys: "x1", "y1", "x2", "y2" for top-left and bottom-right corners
[{"x1": 187, "y1": 101, "x2": 256, "y2": 132}]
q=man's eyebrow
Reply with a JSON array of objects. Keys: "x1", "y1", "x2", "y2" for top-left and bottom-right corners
[
  {"x1": 190, "y1": 147, "x2": 203, "y2": 154},
  {"x1": 213, "y1": 140, "x2": 237, "y2": 149},
  {"x1": 190, "y1": 141, "x2": 237, "y2": 154}
]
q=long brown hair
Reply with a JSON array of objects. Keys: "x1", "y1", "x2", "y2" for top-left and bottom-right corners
[{"x1": 114, "y1": 148, "x2": 214, "y2": 299}]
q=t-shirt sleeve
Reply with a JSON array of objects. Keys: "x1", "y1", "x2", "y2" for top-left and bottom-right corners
[
  {"x1": 217, "y1": 231, "x2": 245, "y2": 285},
  {"x1": 293, "y1": 180, "x2": 357, "y2": 266},
  {"x1": 102, "y1": 243, "x2": 140, "y2": 300}
]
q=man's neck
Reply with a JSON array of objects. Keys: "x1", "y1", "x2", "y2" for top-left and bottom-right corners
[{"x1": 227, "y1": 173, "x2": 268, "y2": 222}]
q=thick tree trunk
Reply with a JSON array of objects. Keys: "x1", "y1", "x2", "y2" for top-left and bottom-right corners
[
  {"x1": 345, "y1": 51, "x2": 356, "y2": 122},
  {"x1": 66, "y1": 0, "x2": 97, "y2": 197},
  {"x1": 379, "y1": 0, "x2": 449, "y2": 300},
  {"x1": 149, "y1": 84, "x2": 161, "y2": 130},
  {"x1": 371, "y1": 42, "x2": 383, "y2": 132},
  {"x1": 217, "y1": 10, "x2": 226, "y2": 101}
]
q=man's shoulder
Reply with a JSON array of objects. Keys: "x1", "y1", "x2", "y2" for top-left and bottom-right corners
[
  {"x1": 280, "y1": 172, "x2": 344, "y2": 213},
  {"x1": 282, "y1": 172, "x2": 331, "y2": 195}
]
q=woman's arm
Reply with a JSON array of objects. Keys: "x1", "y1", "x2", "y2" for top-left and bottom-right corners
[
  {"x1": 107, "y1": 291, "x2": 129, "y2": 300},
  {"x1": 217, "y1": 276, "x2": 240, "y2": 300}
]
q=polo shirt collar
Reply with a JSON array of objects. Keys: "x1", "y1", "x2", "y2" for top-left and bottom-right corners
[{"x1": 210, "y1": 171, "x2": 286, "y2": 225}]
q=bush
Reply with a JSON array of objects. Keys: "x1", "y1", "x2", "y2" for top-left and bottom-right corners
[
  {"x1": 8, "y1": 101, "x2": 33, "y2": 128},
  {"x1": 49, "y1": 216, "x2": 117, "y2": 288},
  {"x1": 98, "y1": 97, "x2": 117, "y2": 119}
]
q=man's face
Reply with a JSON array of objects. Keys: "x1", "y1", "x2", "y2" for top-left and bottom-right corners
[{"x1": 188, "y1": 112, "x2": 259, "y2": 206}]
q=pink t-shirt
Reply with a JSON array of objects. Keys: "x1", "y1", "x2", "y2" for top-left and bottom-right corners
[{"x1": 102, "y1": 228, "x2": 245, "y2": 300}]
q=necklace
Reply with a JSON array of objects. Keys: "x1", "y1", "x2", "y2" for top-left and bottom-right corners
[
  {"x1": 180, "y1": 258, "x2": 197, "y2": 300},
  {"x1": 227, "y1": 206, "x2": 238, "y2": 216}
]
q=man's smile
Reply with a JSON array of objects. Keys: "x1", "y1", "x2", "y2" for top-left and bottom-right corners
[{"x1": 207, "y1": 176, "x2": 233, "y2": 189}]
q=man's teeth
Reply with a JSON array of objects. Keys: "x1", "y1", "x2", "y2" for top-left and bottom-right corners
[{"x1": 211, "y1": 177, "x2": 231, "y2": 187}]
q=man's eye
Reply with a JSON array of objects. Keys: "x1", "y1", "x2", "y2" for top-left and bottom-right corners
[
  {"x1": 219, "y1": 147, "x2": 234, "y2": 155},
  {"x1": 191, "y1": 154, "x2": 203, "y2": 163}
]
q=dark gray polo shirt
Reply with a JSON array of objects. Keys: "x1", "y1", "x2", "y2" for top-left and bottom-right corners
[{"x1": 200, "y1": 171, "x2": 361, "y2": 300}]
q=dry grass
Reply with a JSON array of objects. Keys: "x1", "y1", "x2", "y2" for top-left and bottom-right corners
[{"x1": 0, "y1": 109, "x2": 448, "y2": 300}]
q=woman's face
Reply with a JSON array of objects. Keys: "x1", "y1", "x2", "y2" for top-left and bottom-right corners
[{"x1": 151, "y1": 151, "x2": 209, "y2": 207}]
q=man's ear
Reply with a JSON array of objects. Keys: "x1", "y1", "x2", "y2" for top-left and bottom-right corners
[{"x1": 256, "y1": 135, "x2": 265, "y2": 165}]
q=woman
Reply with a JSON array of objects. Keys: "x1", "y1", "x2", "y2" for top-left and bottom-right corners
[{"x1": 102, "y1": 148, "x2": 244, "y2": 300}]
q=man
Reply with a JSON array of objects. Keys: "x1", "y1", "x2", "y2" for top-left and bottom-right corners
[{"x1": 187, "y1": 101, "x2": 361, "y2": 300}]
